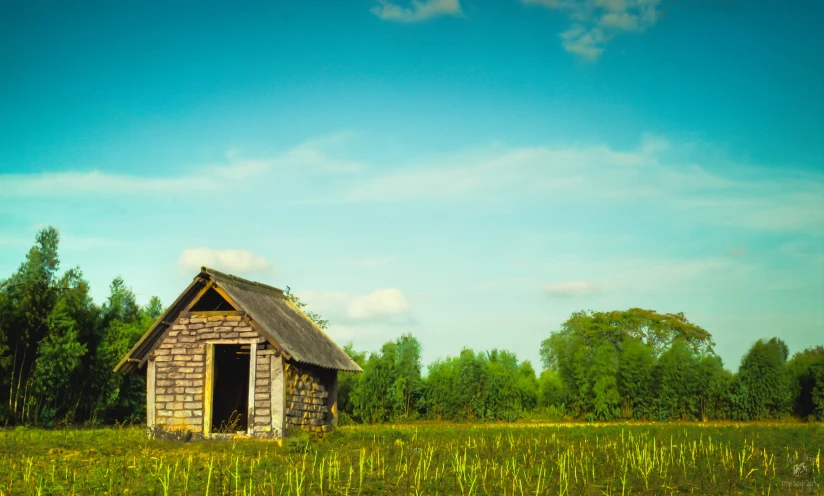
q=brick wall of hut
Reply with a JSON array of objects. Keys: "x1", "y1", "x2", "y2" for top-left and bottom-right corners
[
  {"x1": 150, "y1": 314, "x2": 272, "y2": 435},
  {"x1": 252, "y1": 349, "x2": 272, "y2": 435},
  {"x1": 147, "y1": 312, "x2": 338, "y2": 438}
]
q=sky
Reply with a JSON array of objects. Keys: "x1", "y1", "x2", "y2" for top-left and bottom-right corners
[{"x1": 1, "y1": 0, "x2": 822, "y2": 372}]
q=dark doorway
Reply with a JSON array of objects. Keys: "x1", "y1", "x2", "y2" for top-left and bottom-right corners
[{"x1": 211, "y1": 344, "x2": 250, "y2": 433}]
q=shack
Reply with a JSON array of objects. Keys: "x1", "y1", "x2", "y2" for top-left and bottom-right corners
[{"x1": 114, "y1": 267, "x2": 361, "y2": 438}]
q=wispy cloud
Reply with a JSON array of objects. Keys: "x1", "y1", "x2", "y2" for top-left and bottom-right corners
[
  {"x1": 178, "y1": 248, "x2": 274, "y2": 274},
  {"x1": 524, "y1": 0, "x2": 663, "y2": 61},
  {"x1": 1, "y1": 133, "x2": 822, "y2": 234},
  {"x1": 0, "y1": 134, "x2": 364, "y2": 198},
  {"x1": 61, "y1": 235, "x2": 120, "y2": 251},
  {"x1": 729, "y1": 246, "x2": 748, "y2": 258},
  {"x1": 348, "y1": 256, "x2": 396, "y2": 268},
  {"x1": 371, "y1": 0, "x2": 462, "y2": 23},
  {"x1": 544, "y1": 280, "x2": 599, "y2": 297},
  {"x1": 326, "y1": 136, "x2": 824, "y2": 233}
]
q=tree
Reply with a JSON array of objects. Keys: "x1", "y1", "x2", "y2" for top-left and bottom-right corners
[
  {"x1": 350, "y1": 341, "x2": 399, "y2": 423},
  {"x1": 0, "y1": 227, "x2": 61, "y2": 423},
  {"x1": 28, "y1": 269, "x2": 91, "y2": 425},
  {"x1": 589, "y1": 342, "x2": 621, "y2": 421},
  {"x1": 515, "y1": 361, "x2": 539, "y2": 412},
  {"x1": 393, "y1": 334, "x2": 423, "y2": 419},
  {"x1": 537, "y1": 369, "x2": 564, "y2": 408},
  {"x1": 617, "y1": 337, "x2": 655, "y2": 419},
  {"x1": 144, "y1": 296, "x2": 164, "y2": 321},
  {"x1": 694, "y1": 354, "x2": 732, "y2": 420},
  {"x1": 422, "y1": 356, "x2": 459, "y2": 420},
  {"x1": 787, "y1": 346, "x2": 824, "y2": 420},
  {"x1": 337, "y1": 343, "x2": 367, "y2": 417},
  {"x1": 483, "y1": 350, "x2": 522, "y2": 421},
  {"x1": 736, "y1": 338, "x2": 792, "y2": 420},
  {"x1": 654, "y1": 340, "x2": 698, "y2": 420},
  {"x1": 84, "y1": 277, "x2": 156, "y2": 423},
  {"x1": 540, "y1": 309, "x2": 715, "y2": 372},
  {"x1": 540, "y1": 308, "x2": 717, "y2": 421}
]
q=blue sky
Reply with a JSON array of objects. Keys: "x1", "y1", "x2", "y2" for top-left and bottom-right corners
[{"x1": 1, "y1": 0, "x2": 822, "y2": 371}]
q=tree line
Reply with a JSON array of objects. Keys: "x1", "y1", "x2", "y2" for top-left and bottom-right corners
[
  {"x1": 1, "y1": 227, "x2": 822, "y2": 427},
  {"x1": 0, "y1": 227, "x2": 158, "y2": 426},
  {"x1": 337, "y1": 327, "x2": 824, "y2": 424}
]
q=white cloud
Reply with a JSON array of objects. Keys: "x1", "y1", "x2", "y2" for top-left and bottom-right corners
[
  {"x1": 524, "y1": 0, "x2": 662, "y2": 61},
  {"x1": 298, "y1": 289, "x2": 414, "y2": 347},
  {"x1": 348, "y1": 288, "x2": 410, "y2": 319},
  {"x1": 544, "y1": 280, "x2": 599, "y2": 297},
  {"x1": 300, "y1": 288, "x2": 410, "y2": 321},
  {"x1": 178, "y1": 248, "x2": 273, "y2": 274},
  {"x1": 371, "y1": 0, "x2": 462, "y2": 23},
  {"x1": 323, "y1": 323, "x2": 394, "y2": 342},
  {"x1": 560, "y1": 24, "x2": 607, "y2": 61}
]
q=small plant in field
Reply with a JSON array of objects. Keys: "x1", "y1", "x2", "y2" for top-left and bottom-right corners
[{"x1": 214, "y1": 410, "x2": 242, "y2": 434}]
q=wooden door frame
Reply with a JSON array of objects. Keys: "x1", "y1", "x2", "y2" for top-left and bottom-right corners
[{"x1": 202, "y1": 339, "x2": 260, "y2": 438}]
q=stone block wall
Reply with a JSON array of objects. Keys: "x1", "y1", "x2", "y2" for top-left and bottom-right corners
[
  {"x1": 284, "y1": 363, "x2": 331, "y2": 432},
  {"x1": 150, "y1": 314, "x2": 266, "y2": 434},
  {"x1": 252, "y1": 351, "x2": 272, "y2": 435},
  {"x1": 147, "y1": 312, "x2": 338, "y2": 438}
]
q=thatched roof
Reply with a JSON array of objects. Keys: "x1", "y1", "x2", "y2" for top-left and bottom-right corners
[{"x1": 114, "y1": 267, "x2": 362, "y2": 374}]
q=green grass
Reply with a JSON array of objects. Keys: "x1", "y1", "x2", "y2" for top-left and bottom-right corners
[{"x1": 0, "y1": 422, "x2": 821, "y2": 495}]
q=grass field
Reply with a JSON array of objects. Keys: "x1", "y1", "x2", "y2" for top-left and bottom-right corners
[{"x1": 0, "y1": 422, "x2": 821, "y2": 495}]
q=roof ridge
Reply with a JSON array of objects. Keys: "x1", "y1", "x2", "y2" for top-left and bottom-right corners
[{"x1": 201, "y1": 266, "x2": 285, "y2": 295}]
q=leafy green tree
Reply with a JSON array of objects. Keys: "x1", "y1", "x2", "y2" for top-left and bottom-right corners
[
  {"x1": 348, "y1": 334, "x2": 424, "y2": 423},
  {"x1": 540, "y1": 308, "x2": 716, "y2": 420},
  {"x1": 541, "y1": 331, "x2": 590, "y2": 416},
  {"x1": 422, "y1": 357, "x2": 459, "y2": 420},
  {"x1": 589, "y1": 342, "x2": 621, "y2": 421},
  {"x1": 654, "y1": 340, "x2": 698, "y2": 420},
  {"x1": 144, "y1": 296, "x2": 164, "y2": 321},
  {"x1": 617, "y1": 337, "x2": 655, "y2": 419},
  {"x1": 84, "y1": 277, "x2": 153, "y2": 422},
  {"x1": 28, "y1": 276, "x2": 88, "y2": 425},
  {"x1": 786, "y1": 346, "x2": 824, "y2": 420},
  {"x1": 537, "y1": 369, "x2": 565, "y2": 408},
  {"x1": 0, "y1": 227, "x2": 61, "y2": 423},
  {"x1": 540, "y1": 309, "x2": 715, "y2": 372},
  {"x1": 735, "y1": 338, "x2": 792, "y2": 420},
  {"x1": 454, "y1": 349, "x2": 490, "y2": 420},
  {"x1": 694, "y1": 354, "x2": 733, "y2": 420},
  {"x1": 483, "y1": 350, "x2": 522, "y2": 420},
  {"x1": 515, "y1": 361, "x2": 539, "y2": 412},
  {"x1": 351, "y1": 341, "x2": 399, "y2": 423},
  {"x1": 393, "y1": 334, "x2": 423, "y2": 419},
  {"x1": 337, "y1": 343, "x2": 367, "y2": 417}
]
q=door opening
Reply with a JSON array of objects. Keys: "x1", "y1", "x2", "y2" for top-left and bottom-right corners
[{"x1": 211, "y1": 344, "x2": 250, "y2": 433}]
